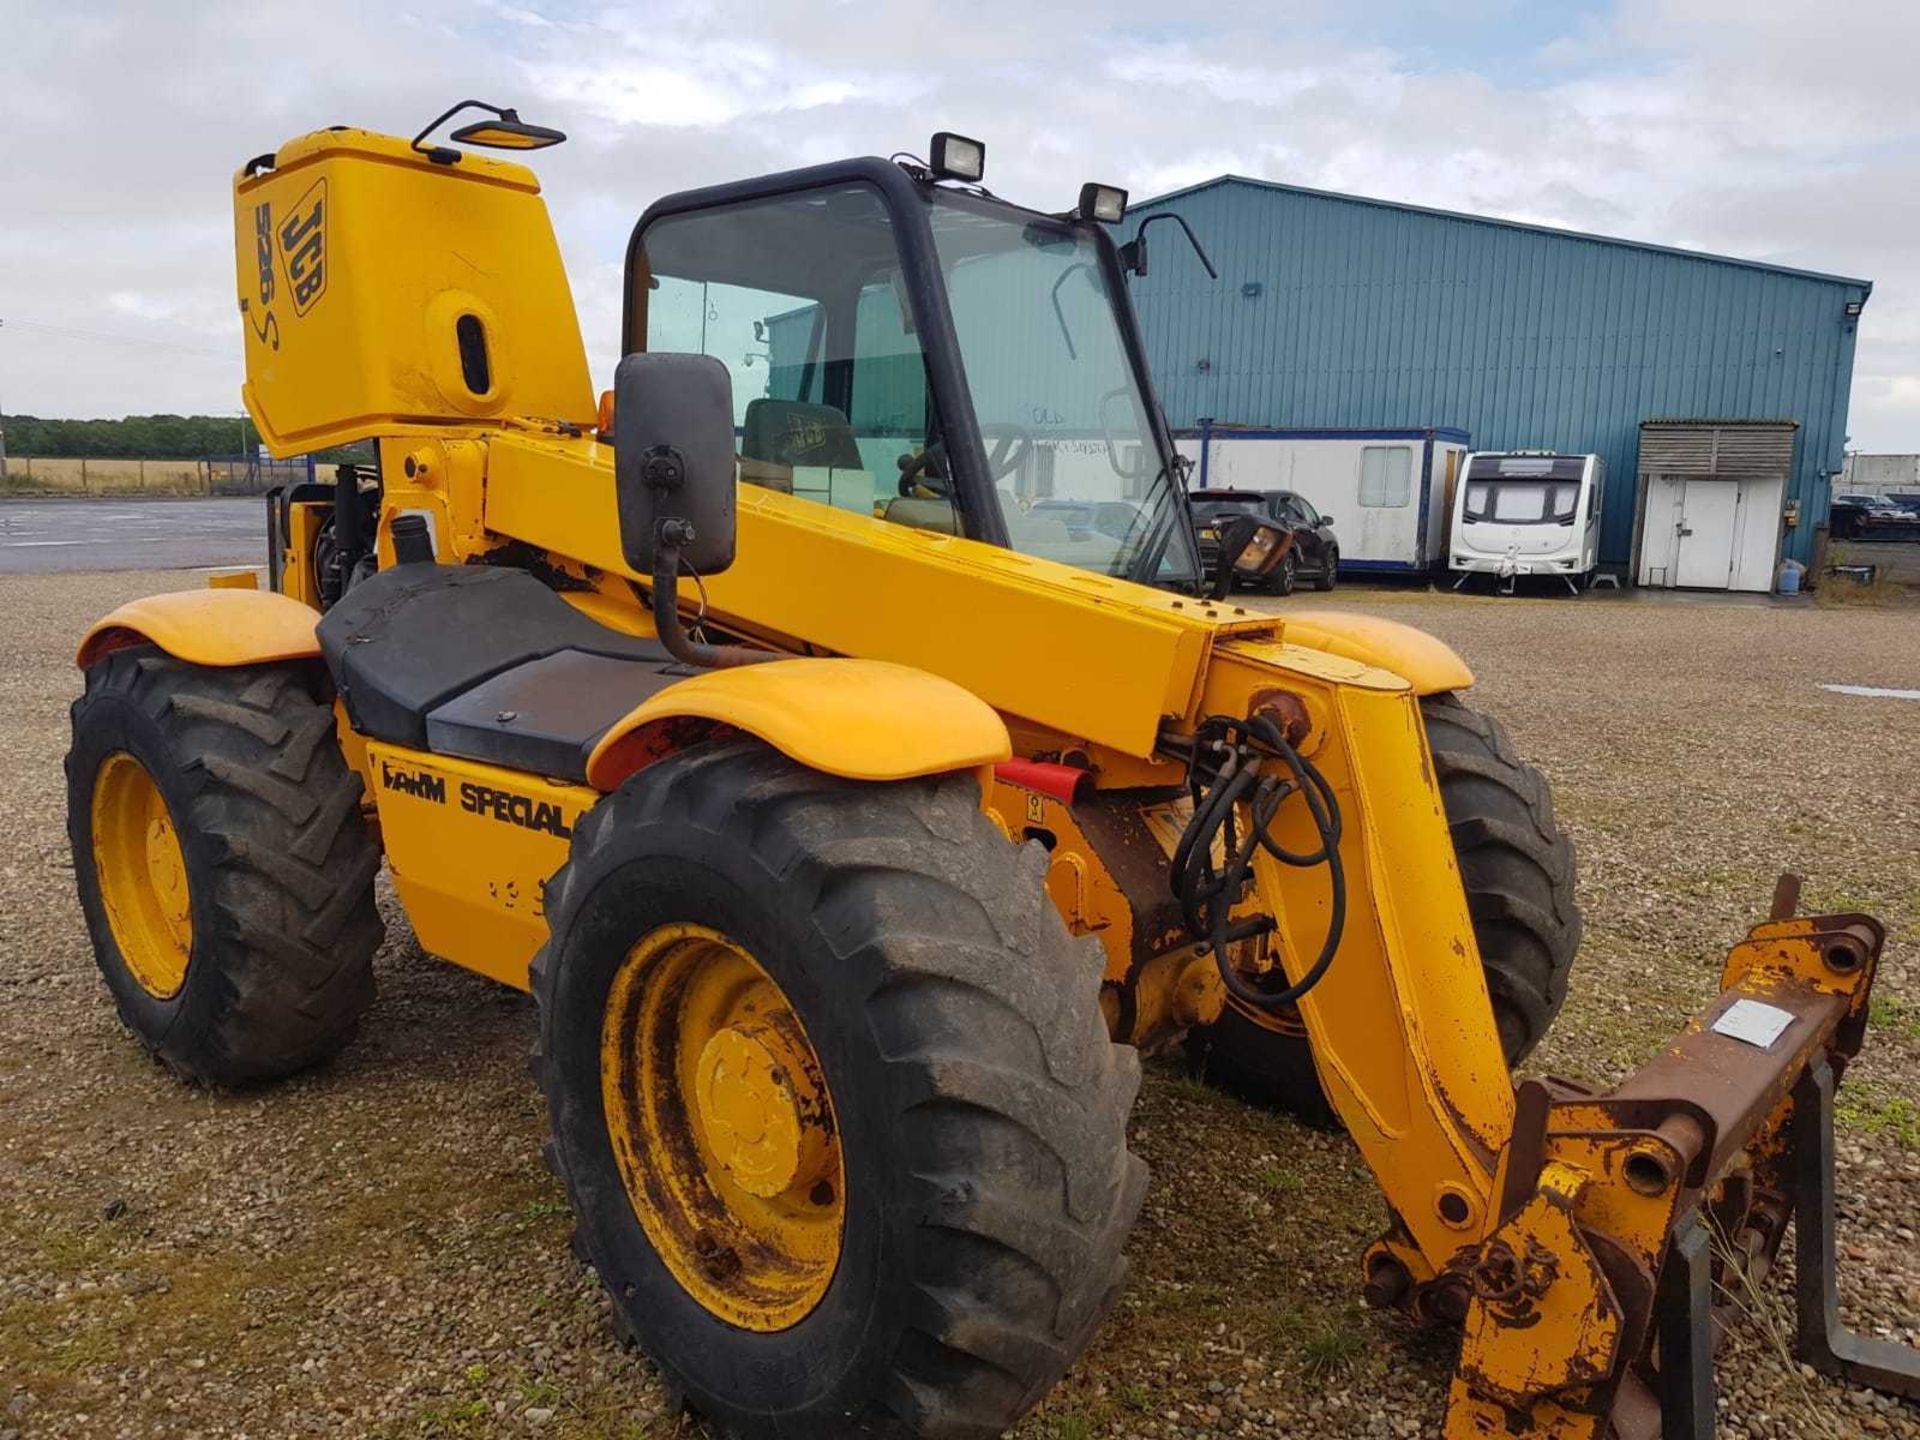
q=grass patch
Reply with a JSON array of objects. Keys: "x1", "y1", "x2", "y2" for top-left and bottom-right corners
[
  {"x1": 1299, "y1": 1321, "x2": 1366, "y2": 1380},
  {"x1": 1815, "y1": 546, "x2": 1915, "y2": 607},
  {"x1": 1869, "y1": 994, "x2": 1920, "y2": 1042},
  {"x1": 1836, "y1": 1087, "x2": 1920, "y2": 1149},
  {"x1": 1257, "y1": 1164, "x2": 1305, "y2": 1193},
  {"x1": 382, "y1": 1394, "x2": 494, "y2": 1439},
  {"x1": 1157, "y1": 1068, "x2": 1239, "y2": 1109}
]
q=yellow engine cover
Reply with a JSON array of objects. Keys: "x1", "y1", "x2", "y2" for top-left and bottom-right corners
[{"x1": 232, "y1": 128, "x2": 595, "y2": 455}]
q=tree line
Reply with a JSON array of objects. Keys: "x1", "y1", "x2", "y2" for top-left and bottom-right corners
[{"x1": 0, "y1": 413, "x2": 371, "y2": 464}]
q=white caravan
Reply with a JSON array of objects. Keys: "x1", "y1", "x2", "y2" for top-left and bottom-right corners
[{"x1": 1448, "y1": 452, "x2": 1604, "y2": 593}]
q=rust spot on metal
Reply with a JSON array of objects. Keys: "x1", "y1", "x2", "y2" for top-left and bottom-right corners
[{"x1": 1249, "y1": 688, "x2": 1312, "y2": 747}]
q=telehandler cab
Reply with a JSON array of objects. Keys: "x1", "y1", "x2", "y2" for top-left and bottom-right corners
[{"x1": 68, "y1": 104, "x2": 1916, "y2": 1438}]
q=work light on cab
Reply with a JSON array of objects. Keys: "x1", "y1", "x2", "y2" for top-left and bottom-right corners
[
  {"x1": 928, "y1": 131, "x2": 985, "y2": 182},
  {"x1": 1078, "y1": 183, "x2": 1128, "y2": 223}
]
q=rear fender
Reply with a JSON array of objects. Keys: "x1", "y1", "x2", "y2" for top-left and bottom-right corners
[
  {"x1": 585, "y1": 657, "x2": 1011, "y2": 791},
  {"x1": 1278, "y1": 611, "x2": 1473, "y2": 694},
  {"x1": 77, "y1": 590, "x2": 322, "y2": 669}
]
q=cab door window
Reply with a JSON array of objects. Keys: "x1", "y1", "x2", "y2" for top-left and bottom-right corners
[{"x1": 633, "y1": 184, "x2": 940, "y2": 524}]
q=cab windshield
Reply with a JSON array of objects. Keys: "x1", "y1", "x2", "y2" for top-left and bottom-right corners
[
  {"x1": 630, "y1": 174, "x2": 1195, "y2": 586},
  {"x1": 927, "y1": 191, "x2": 1194, "y2": 583}
]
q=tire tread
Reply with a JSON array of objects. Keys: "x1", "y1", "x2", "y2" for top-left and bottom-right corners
[
  {"x1": 532, "y1": 742, "x2": 1144, "y2": 1440},
  {"x1": 67, "y1": 647, "x2": 382, "y2": 1084}
]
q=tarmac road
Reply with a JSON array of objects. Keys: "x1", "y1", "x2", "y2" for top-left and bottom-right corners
[{"x1": 0, "y1": 496, "x2": 263, "y2": 574}]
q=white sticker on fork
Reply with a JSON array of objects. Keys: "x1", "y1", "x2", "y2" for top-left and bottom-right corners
[{"x1": 1711, "y1": 998, "x2": 1795, "y2": 1049}]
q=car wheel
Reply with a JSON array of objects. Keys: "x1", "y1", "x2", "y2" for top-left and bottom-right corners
[
  {"x1": 1313, "y1": 548, "x2": 1338, "y2": 591},
  {"x1": 1268, "y1": 550, "x2": 1297, "y2": 596}
]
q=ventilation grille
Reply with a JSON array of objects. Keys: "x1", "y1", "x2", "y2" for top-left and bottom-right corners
[{"x1": 1640, "y1": 420, "x2": 1797, "y2": 477}]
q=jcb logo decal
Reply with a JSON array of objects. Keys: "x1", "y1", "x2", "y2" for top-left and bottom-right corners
[{"x1": 276, "y1": 179, "x2": 328, "y2": 315}]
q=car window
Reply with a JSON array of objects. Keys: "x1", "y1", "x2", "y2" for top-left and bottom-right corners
[{"x1": 1193, "y1": 498, "x2": 1257, "y2": 520}]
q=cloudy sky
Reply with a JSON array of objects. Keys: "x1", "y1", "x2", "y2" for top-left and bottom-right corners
[{"x1": 1, "y1": 0, "x2": 1915, "y2": 450}]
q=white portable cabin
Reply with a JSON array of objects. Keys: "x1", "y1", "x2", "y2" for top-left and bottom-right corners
[
  {"x1": 1176, "y1": 427, "x2": 1470, "y2": 574},
  {"x1": 1448, "y1": 452, "x2": 1604, "y2": 589}
]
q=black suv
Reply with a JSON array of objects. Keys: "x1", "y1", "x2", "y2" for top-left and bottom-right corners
[{"x1": 1189, "y1": 488, "x2": 1340, "y2": 594}]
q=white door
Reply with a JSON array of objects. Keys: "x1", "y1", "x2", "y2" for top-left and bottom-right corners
[
  {"x1": 1674, "y1": 480, "x2": 1738, "y2": 589},
  {"x1": 1728, "y1": 475, "x2": 1786, "y2": 592}
]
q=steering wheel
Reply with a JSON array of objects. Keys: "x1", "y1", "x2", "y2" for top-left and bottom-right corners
[
  {"x1": 979, "y1": 423, "x2": 1035, "y2": 483},
  {"x1": 897, "y1": 426, "x2": 1035, "y2": 497},
  {"x1": 897, "y1": 443, "x2": 951, "y2": 498}
]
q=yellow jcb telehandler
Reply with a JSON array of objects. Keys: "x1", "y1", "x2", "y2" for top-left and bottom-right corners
[{"x1": 67, "y1": 103, "x2": 1916, "y2": 1438}]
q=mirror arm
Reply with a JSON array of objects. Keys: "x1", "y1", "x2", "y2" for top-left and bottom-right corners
[
  {"x1": 644, "y1": 447, "x2": 775, "y2": 670},
  {"x1": 410, "y1": 98, "x2": 507, "y2": 165},
  {"x1": 649, "y1": 536, "x2": 775, "y2": 670},
  {"x1": 1124, "y1": 213, "x2": 1219, "y2": 280}
]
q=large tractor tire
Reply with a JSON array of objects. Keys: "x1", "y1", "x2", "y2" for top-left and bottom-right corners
[
  {"x1": 532, "y1": 741, "x2": 1146, "y2": 1440},
  {"x1": 1190, "y1": 691, "x2": 1579, "y2": 1127},
  {"x1": 66, "y1": 647, "x2": 383, "y2": 1085}
]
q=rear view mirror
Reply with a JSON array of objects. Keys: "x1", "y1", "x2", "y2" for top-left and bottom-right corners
[{"x1": 614, "y1": 352, "x2": 737, "y2": 577}]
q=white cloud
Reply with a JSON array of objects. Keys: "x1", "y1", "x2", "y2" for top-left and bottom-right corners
[{"x1": 0, "y1": 0, "x2": 1913, "y2": 452}]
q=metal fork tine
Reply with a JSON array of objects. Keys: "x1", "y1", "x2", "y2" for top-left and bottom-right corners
[
  {"x1": 1657, "y1": 1213, "x2": 1717, "y2": 1440},
  {"x1": 1792, "y1": 1060, "x2": 1920, "y2": 1400}
]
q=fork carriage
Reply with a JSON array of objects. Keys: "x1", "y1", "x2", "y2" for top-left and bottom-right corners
[{"x1": 1431, "y1": 882, "x2": 1917, "y2": 1436}]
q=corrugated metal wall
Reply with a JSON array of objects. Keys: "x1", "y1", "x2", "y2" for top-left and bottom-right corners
[{"x1": 1124, "y1": 179, "x2": 1870, "y2": 567}]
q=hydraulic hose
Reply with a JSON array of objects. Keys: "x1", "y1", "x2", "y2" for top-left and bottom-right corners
[{"x1": 1171, "y1": 714, "x2": 1348, "y2": 1012}]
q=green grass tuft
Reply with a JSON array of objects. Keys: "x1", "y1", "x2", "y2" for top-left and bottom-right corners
[{"x1": 1300, "y1": 1322, "x2": 1365, "y2": 1380}]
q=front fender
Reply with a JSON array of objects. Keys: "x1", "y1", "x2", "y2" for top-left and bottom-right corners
[
  {"x1": 585, "y1": 657, "x2": 1012, "y2": 791},
  {"x1": 1278, "y1": 611, "x2": 1473, "y2": 695},
  {"x1": 77, "y1": 590, "x2": 322, "y2": 669}
]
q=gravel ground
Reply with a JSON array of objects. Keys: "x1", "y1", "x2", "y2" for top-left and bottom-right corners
[{"x1": 2, "y1": 571, "x2": 1915, "y2": 1440}]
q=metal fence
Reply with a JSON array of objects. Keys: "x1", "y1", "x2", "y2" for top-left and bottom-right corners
[
  {"x1": 201, "y1": 454, "x2": 317, "y2": 495},
  {"x1": 0, "y1": 453, "x2": 316, "y2": 495}
]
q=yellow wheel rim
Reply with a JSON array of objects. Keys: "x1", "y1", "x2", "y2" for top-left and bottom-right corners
[
  {"x1": 91, "y1": 751, "x2": 194, "y2": 999},
  {"x1": 601, "y1": 923, "x2": 845, "y2": 1331}
]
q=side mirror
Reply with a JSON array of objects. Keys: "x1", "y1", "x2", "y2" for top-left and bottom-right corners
[
  {"x1": 1318, "y1": 515, "x2": 1335, "y2": 528},
  {"x1": 614, "y1": 353, "x2": 772, "y2": 670},
  {"x1": 614, "y1": 352, "x2": 737, "y2": 577}
]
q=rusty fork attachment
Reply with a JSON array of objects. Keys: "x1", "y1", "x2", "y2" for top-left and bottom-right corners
[{"x1": 1421, "y1": 876, "x2": 1919, "y2": 1439}]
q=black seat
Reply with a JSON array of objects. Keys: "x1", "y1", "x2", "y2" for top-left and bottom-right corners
[
  {"x1": 741, "y1": 398, "x2": 863, "y2": 469},
  {"x1": 317, "y1": 563, "x2": 687, "y2": 781}
]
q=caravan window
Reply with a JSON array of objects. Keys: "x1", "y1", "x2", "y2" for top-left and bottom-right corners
[
  {"x1": 1463, "y1": 480, "x2": 1580, "y2": 525},
  {"x1": 1359, "y1": 446, "x2": 1413, "y2": 508}
]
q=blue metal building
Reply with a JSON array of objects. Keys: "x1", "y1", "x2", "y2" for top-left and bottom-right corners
[{"x1": 1123, "y1": 177, "x2": 1872, "y2": 568}]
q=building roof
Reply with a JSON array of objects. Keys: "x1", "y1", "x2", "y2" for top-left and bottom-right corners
[{"x1": 1133, "y1": 175, "x2": 1873, "y2": 295}]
